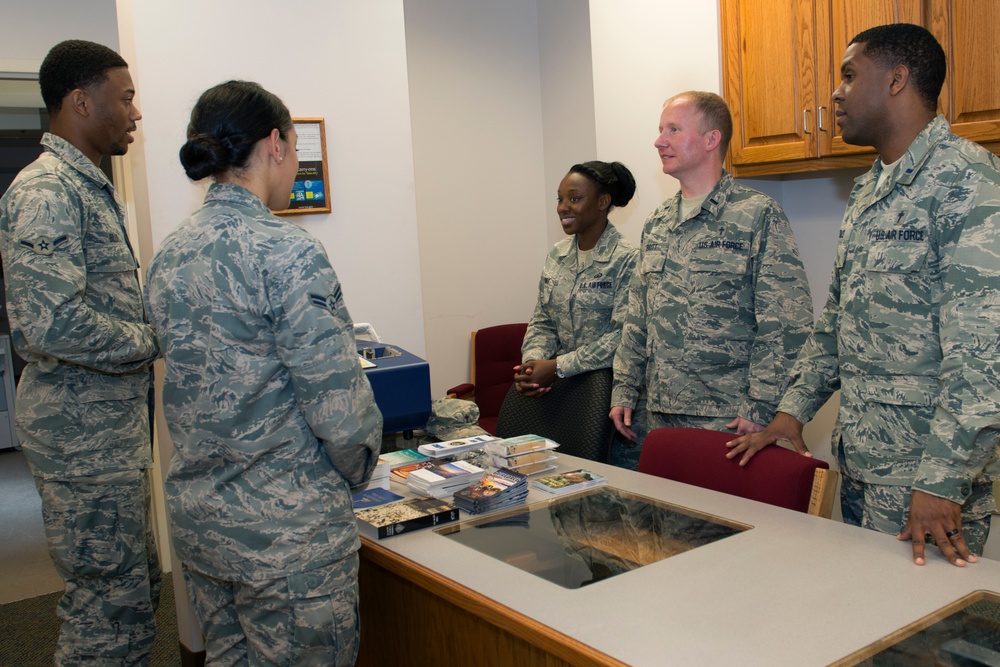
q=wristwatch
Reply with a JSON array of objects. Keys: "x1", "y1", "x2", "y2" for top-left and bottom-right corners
[{"x1": 555, "y1": 358, "x2": 565, "y2": 379}]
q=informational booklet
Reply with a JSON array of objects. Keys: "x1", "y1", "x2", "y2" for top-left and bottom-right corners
[
  {"x1": 408, "y1": 460, "x2": 485, "y2": 498},
  {"x1": 486, "y1": 434, "x2": 559, "y2": 457},
  {"x1": 453, "y1": 467, "x2": 528, "y2": 514},
  {"x1": 378, "y1": 448, "x2": 430, "y2": 469},
  {"x1": 351, "y1": 487, "x2": 405, "y2": 509},
  {"x1": 390, "y1": 459, "x2": 440, "y2": 484},
  {"x1": 417, "y1": 435, "x2": 498, "y2": 459},
  {"x1": 531, "y1": 469, "x2": 607, "y2": 495},
  {"x1": 354, "y1": 497, "x2": 460, "y2": 539}
]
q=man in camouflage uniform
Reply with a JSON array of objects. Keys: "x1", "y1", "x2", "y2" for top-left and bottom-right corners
[
  {"x1": 0, "y1": 41, "x2": 160, "y2": 665},
  {"x1": 145, "y1": 174, "x2": 382, "y2": 663},
  {"x1": 728, "y1": 24, "x2": 1000, "y2": 567},
  {"x1": 611, "y1": 92, "x2": 813, "y2": 451}
]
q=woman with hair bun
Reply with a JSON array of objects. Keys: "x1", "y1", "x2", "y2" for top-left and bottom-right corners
[
  {"x1": 515, "y1": 161, "x2": 644, "y2": 467},
  {"x1": 144, "y1": 81, "x2": 381, "y2": 666}
]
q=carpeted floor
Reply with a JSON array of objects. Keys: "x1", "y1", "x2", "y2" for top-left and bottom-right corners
[{"x1": 0, "y1": 572, "x2": 182, "y2": 666}]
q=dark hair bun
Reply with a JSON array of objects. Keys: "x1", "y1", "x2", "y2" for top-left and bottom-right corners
[
  {"x1": 179, "y1": 133, "x2": 232, "y2": 181},
  {"x1": 569, "y1": 160, "x2": 637, "y2": 210},
  {"x1": 179, "y1": 80, "x2": 292, "y2": 181},
  {"x1": 607, "y1": 161, "x2": 636, "y2": 208}
]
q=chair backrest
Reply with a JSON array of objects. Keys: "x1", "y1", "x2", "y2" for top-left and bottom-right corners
[
  {"x1": 637, "y1": 427, "x2": 838, "y2": 517},
  {"x1": 471, "y1": 323, "x2": 528, "y2": 434},
  {"x1": 495, "y1": 367, "x2": 615, "y2": 463}
]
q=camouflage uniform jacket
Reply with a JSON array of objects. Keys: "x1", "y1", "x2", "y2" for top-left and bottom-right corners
[
  {"x1": 144, "y1": 182, "x2": 382, "y2": 581},
  {"x1": 612, "y1": 171, "x2": 813, "y2": 425},
  {"x1": 521, "y1": 223, "x2": 638, "y2": 377},
  {"x1": 0, "y1": 133, "x2": 157, "y2": 479},
  {"x1": 778, "y1": 116, "x2": 1000, "y2": 503}
]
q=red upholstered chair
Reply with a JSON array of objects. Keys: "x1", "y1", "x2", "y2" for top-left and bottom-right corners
[
  {"x1": 638, "y1": 427, "x2": 839, "y2": 517},
  {"x1": 446, "y1": 323, "x2": 528, "y2": 435}
]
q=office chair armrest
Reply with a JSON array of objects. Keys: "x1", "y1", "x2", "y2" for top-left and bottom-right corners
[{"x1": 446, "y1": 383, "x2": 475, "y2": 399}]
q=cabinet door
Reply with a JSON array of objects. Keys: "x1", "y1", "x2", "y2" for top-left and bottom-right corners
[
  {"x1": 816, "y1": 0, "x2": 925, "y2": 157},
  {"x1": 721, "y1": 0, "x2": 818, "y2": 167},
  {"x1": 928, "y1": 0, "x2": 1000, "y2": 144}
]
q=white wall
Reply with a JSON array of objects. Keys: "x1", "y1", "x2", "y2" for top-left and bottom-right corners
[
  {"x1": 0, "y1": 0, "x2": 119, "y2": 73},
  {"x1": 404, "y1": 0, "x2": 550, "y2": 396},
  {"x1": 589, "y1": 1, "x2": 723, "y2": 244},
  {"x1": 120, "y1": 1, "x2": 425, "y2": 359}
]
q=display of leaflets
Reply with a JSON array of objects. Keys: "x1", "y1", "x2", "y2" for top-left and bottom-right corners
[
  {"x1": 389, "y1": 459, "x2": 440, "y2": 484},
  {"x1": 488, "y1": 449, "x2": 558, "y2": 471},
  {"x1": 531, "y1": 469, "x2": 607, "y2": 495},
  {"x1": 351, "y1": 487, "x2": 404, "y2": 509},
  {"x1": 505, "y1": 460, "x2": 557, "y2": 477},
  {"x1": 378, "y1": 448, "x2": 430, "y2": 469},
  {"x1": 453, "y1": 467, "x2": 528, "y2": 515},
  {"x1": 363, "y1": 456, "x2": 392, "y2": 491},
  {"x1": 354, "y1": 497, "x2": 460, "y2": 539},
  {"x1": 417, "y1": 435, "x2": 498, "y2": 459},
  {"x1": 486, "y1": 434, "x2": 559, "y2": 457},
  {"x1": 407, "y1": 460, "x2": 486, "y2": 499}
]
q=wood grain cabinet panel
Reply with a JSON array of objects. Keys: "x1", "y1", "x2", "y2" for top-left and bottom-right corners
[{"x1": 721, "y1": 0, "x2": 998, "y2": 176}]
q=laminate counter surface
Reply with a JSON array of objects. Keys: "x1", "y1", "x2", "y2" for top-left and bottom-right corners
[{"x1": 361, "y1": 456, "x2": 1000, "y2": 666}]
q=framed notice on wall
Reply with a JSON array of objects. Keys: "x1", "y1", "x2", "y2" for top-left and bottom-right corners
[{"x1": 274, "y1": 117, "x2": 331, "y2": 215}]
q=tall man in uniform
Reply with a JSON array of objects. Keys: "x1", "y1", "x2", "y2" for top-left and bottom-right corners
[
  {"x1": 728, "y1": 24, "x2": 1000, "y2": 568},
  {"x1": 611, "y1": 92, "x2": 813, "y2": 447},
  {"x1": 0, "y1": 40, "x2": 160, "y2": 663}
]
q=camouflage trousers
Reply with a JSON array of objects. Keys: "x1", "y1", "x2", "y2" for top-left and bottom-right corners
[
  {"x1": 610, "y1": 397, "x2": 648, "y2": 471},
  {"x1": 35, "y1": 470, "x2": 161, "y2": 666},
  {"x1": 839, "y1": 473, "x2": 994, "y2": 556},
  {"x1": 183, "y1": 552, "x2": 360, "y2": 667}
]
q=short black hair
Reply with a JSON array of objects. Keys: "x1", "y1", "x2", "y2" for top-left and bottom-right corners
[
  {"x1": 39, "y1": 40, "x2": 128, "y2": 112},
  {"x1": 568, "y1": 161, "x2": 636, "y2": 210},
  {"x1": 850, "y1": 23, "x2": 945, "y2": 112},
  {"x1": 179, "y1": 80, "x2": 293, "y2": 181}
]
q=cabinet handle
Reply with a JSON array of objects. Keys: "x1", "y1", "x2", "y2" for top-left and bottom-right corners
[
  {"x1": 818, "y1": 106, "x2": 828, "y2": 132},
  {"x1": 803, "y1": 108, "x2": 812, "y2": 135}
]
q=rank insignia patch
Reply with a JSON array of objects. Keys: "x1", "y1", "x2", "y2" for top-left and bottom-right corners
[
  {"x1": 20, "y1": 235, "x2": 68, "y2": 256},
  {"x1": 309, "y1": 287, "x2": 343, "y2": 313}
]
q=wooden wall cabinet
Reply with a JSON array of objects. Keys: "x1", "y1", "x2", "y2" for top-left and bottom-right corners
[{"x1": 721, "y1": 0, "x2": 1000, "y2": 177}]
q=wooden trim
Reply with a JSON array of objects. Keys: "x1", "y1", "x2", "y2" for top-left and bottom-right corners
[
  {"x1": 469, "y1": 330, "x2": 478, "y2": 391},
  {"x1": 807, "y1": 468, "x2": 838, "y2": 518},
  {"x1": 828, "y1": 590, "x2": 1000, "y2": 666},
  {"x1": 359, "y1": 538, "x2": 629, "y2": 667},
  {"x1": 179, "y1": 642, "x2": 206, "y2": 667}
]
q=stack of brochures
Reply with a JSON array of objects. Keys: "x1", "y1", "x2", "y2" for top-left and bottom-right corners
[
  {"x1": 531, "y1": 469, "x2": 607, "y2": 495},
  {"x1": 363, "y1": 456, "x2": 393, "y2": 491},
  {"x1": 485, "y1": 434, "x2": 560, "y2": 477},
  {"x1": 354, "y1": 497, "x2": 460, "y2": 539},
  {"x1": 417, "y1": 434, "x2": 498, "y2": 459},
  {"x1": 380, "y1": 449, "x2": 434, "y2": 485},
  {"x1": 453, "y1": 467, "x2": 529, "y2": 515},
  {"x1": 407, "y1": 459, "x2": 486, "y2": 499}
]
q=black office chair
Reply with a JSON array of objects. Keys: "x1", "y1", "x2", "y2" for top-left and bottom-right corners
[{"x1": 495, "y1": 367, "x2": 615, "y2": 464}]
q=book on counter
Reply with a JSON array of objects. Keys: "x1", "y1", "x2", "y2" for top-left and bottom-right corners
[
  {"x1": 486, "y1": 434, "x2": 559, "y2": 457},
  {"x1": 379, "y1": 448, "x2": 430, "y2": 469},
  {"x1": 389, "y1": 458, "x2": 440, "y2": 484},
  {"x1": 351, "y1": 486, "x2": 405, "y2": 509},
  {"x1": 407, "y1": 459, "x2": 485, "y2": 498},
  {"x1": 354, "y1": 496, "x2": 460, "y2": 539},
  {"x1": 453, "y1": 467, "x2": 529, "y2": 514},
  {"x1": 486, "y1": 434, "x2": 560, "y2": 476},
  {"x1": 531, "y1": 469, "x2": 607, "y2": 495},
  {"x1": 417, "y1": 434, "x2": 498, "y2": 459}
]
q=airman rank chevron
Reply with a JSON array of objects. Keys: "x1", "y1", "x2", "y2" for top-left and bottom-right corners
[
  {"x1": 309, "y1": 287, "x2": 343, "y2": 313},
  {"x1": 20, "y1": 234, "x2": 68, "y2": 256}
]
